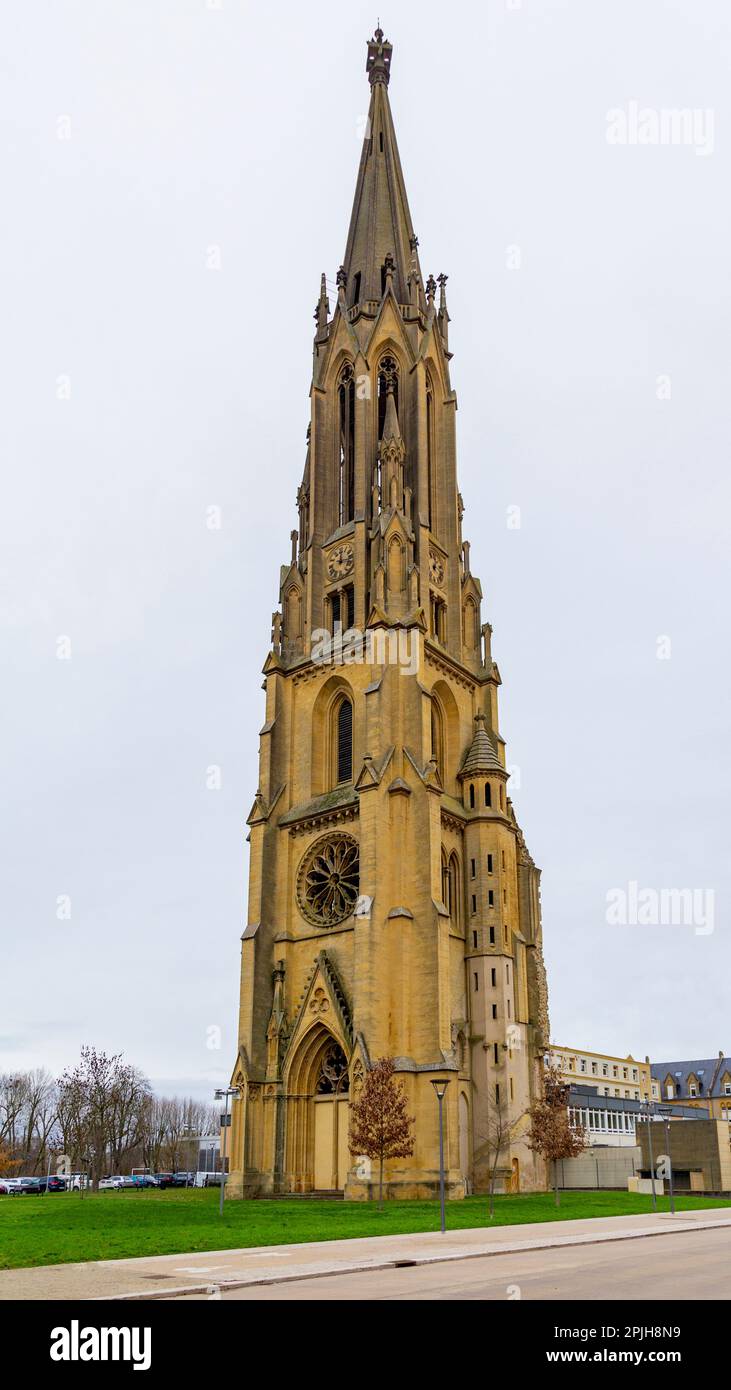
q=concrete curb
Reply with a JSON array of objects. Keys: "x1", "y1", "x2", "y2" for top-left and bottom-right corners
[{"x1": 101, "y1": 1214, "x2": 731, "y2": 1301}]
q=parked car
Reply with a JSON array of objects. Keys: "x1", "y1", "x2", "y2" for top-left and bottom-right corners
[
  {"x1": 172, "y1": 1171, "x2": 195, "y2": 1187},
  {"x1": 17, "y1": 1177, "x2": 43, "y2": 1195},
  {"x1": 0, "y1": 1178, "x2": 23, "y2": 1195},
  {"x1": 65, "y1": 1174, "x2": 91, "y2": 1191},
  {"x1": 155, "y1": 1173, "x2": 174, "y2": 1189},
  {"x1": 35, "y1": 1175, "x2": 67, "y2": 1193},
  {"x1": 99, "y1": 1177, "x2": 124, "y2": 1191},
  {"x1": 130, "y1": 1168, "x2": 158, "y2": 1188}
]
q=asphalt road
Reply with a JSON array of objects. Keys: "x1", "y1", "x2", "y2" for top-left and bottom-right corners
[{"x1": 187, "y1": 1226, "x2": 731, "y2": 1301}]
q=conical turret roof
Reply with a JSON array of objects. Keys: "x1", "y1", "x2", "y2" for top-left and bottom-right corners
[{"x1": 459, "y1": 713, "x2": 503, "y2": 778}]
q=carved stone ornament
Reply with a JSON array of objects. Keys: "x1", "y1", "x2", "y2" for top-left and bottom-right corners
[
  {"x1": 327, "y1": 544, "x2": 354, "y2": 581},
  {"x1": 309, "y1": 986, "x2": 330, "y2": 1016},
  {"x1": 297, "y1": 832, "x2": 360, "y2": 927},
  {"x1": 429, "y1": 550, "x2": 446, "y2": 588}
]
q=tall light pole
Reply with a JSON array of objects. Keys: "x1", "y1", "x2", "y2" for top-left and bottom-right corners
[
  {"x1": 214, "y1": 1087, "x2": 239, "y2": 1216},
  {"x1": 431, "y1": 1078, "x2": 451, "y2": 1234},
  {"x1": 658, "y1": 1106, "x2": 676, "y2": 1215},
  {"x1": 639, "y1": 1100, "x2": 657, "y2": 1211}
]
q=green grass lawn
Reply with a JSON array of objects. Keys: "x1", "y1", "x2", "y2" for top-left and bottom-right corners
[{"x1": 1, "y1": 1188, "x2": 729, "y2": 1271}]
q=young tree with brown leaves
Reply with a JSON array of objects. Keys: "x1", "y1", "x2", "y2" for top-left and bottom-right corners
[
  {"x1": 525, "y1": 1063, "x2": 587, "y2": 1206},
  {"x1": 348, "y1": 1057, "x2": 415, "y2": 1208}
]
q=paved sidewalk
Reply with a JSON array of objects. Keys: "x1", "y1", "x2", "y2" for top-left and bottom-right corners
[{"x1": 2, "y1": 1207, "x2": 730, "y2": 1301}]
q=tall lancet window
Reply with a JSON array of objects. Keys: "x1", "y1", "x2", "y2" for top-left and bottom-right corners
[
  {"x1": 333, "y1": 696, "x2": 353, "y2": 785},
  {"x1": 426, "y1": 376, "x2": 434, "y2": 531},
  {"x1": 338, "y1": 365, "x2": 355, "y2": 526}
]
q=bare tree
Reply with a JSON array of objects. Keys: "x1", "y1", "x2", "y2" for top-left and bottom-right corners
[
  {"x1": 57, "y1": 1047, "x2": 151, "y2": 1188},
  {"x1": 0, "y1": 1073, "x2": 29, "y2": 1159},
  {"x1": 20, "y1": 1070, "x2": 58, "y2": 1173},
  {"x1": 349, "y1": 1058, "x2": 415, "y2": 1209},
  {"x1": 525, "y1": 1063, "x2": 587, "y2": 1206},
  {"x1": 5, "y1": 1050, "x2": 221, "y2": 1184},
  {"x1": 474, "y1": 1084, "x2": 526, "y2": 1217},
  {"x1": 139, "y1": 1096, "x2": 219, "y2": 1173},
  {"x1": 0, "y1": 1071, "x2": 59, "y2": 1174}
]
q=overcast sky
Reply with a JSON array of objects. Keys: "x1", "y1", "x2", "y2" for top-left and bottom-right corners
[{"x1": 1, "y1": 0, "x2": 729, "y2": 1101}]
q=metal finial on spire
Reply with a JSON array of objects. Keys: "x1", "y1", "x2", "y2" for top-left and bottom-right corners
[{"x1": 367, "y1": 24, "x2": 392, "y2": 86}]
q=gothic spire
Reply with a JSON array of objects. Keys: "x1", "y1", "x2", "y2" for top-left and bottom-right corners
[{"x1": 341, "y1": 26, "x2": 425, "y2": 309}]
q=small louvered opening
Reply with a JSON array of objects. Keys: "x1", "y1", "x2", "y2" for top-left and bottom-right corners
[{"x1": 337, "y1": 700, "x2": 353, "y2": 784}]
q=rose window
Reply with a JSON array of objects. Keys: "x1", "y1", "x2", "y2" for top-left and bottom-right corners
[{"x1": 297, "y1": 833, "x2": 360, "y2": 927}]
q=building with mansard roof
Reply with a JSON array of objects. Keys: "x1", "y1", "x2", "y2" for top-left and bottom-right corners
[
  {"x1": 651, "y1": 1052, "x2": 731, "y2": 1121},
  {"x1": 227, "y1": 26, "x2": 549, "y2": 1199}
]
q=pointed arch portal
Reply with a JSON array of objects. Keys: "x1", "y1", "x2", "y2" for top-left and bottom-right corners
[{"x1": 285, "y1": 1026, "x2": 351, "y2": 1192}]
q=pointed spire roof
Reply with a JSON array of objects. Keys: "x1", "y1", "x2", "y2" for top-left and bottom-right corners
[
  {"x1": 459, "y1": 713, "x2": 503, "y2": 778},
  {"x1": 381, "y1": 381, "x2": 402, "y2": 442},
  {"x1": 342, "y1": 26, "x2": 424, "y2": 309}
]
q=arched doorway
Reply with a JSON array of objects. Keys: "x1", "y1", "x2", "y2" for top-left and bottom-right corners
[
  {"x1": 510, "y1": 1156, "x2": 520, "y2": 1193},
  {"x1": 313, "y1": 1042, "x2": 350, "y2": 1191},
  {"x1": 285, "y1": 1028, "x2": 351, "y2": 1192}
]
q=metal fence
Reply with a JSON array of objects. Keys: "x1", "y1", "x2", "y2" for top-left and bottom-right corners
[{"x1": 556, "y1": 1148, "x2": 641, "y2": 1190}]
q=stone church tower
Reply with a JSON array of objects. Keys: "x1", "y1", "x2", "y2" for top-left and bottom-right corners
[{"x1": 227, "y1": 27, "x2": 549, "y2": 1199}]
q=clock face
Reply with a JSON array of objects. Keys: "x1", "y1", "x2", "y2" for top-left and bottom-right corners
[
  {"x1": 429, "y1": 550, "x2": 445, "y2": 587},
  {"x1": 327, "y1": 544, "x2": 354, "y2": 581}
]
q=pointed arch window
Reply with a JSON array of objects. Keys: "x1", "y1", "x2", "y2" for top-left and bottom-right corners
[
  {"x1": 377, "y1": 355, "x2": 399, "y2": 438},
  {"x1": 387, "y1": 535, "x2": 405, "y2": 593},
  {"x1": 464, "y1": 597, "x2": 478, "y2": 650},
  {"x1": 285, "y1": 586, "x2": 303, "y2": 640},
  {"x1": 430, "y1": 697, "x2": 445, "y2": 780},
  {"x1": 448, "y1": 852, "x2": 461, "y2": 927},
  {"x1": 338, "y1": 365, "x2": 355, "y2": 526},
  {"x1": 330, "y1": 586, "x2": 354, "y2": 636},
  {"x1": 333, "y1": 696, "x2": 353, "y2": 786},
  {"x1": 426, "y1": 375, "x2": 434, "y2": 531},
  {"x1": 316, "y1": 1043, "x2": 350, "y2": 1094}
]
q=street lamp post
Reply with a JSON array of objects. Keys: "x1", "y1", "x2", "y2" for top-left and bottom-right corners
[
  {"x1": 431, "y1": 1078, "x2": 451, "y2": 1234},
  {"x1": 214, "y1": 1087, "x2": 239, "y2": 1216},
  {"x1": 639, "y1": 1101, "x2": 657, "y2": 1211},
  {"x1": 658, "y1": 1107, "x2": 676, "y2": 1215}
]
